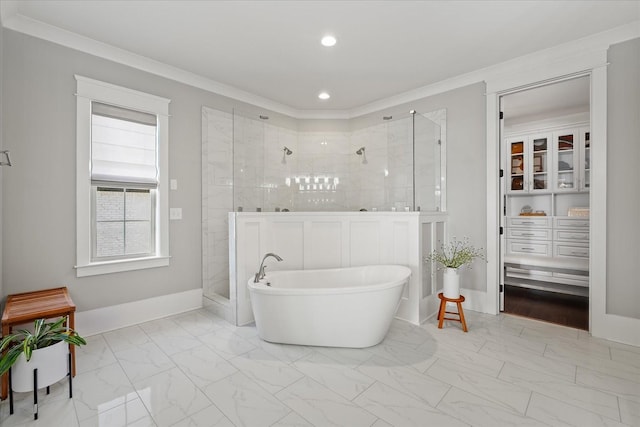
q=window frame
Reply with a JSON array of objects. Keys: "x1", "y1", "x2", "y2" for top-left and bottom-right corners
[{"x1": 75, "y1": 75, "x2": 170, "y2": 277}]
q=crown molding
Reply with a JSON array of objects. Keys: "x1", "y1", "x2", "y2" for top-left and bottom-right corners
[
  {"x1": 1, "y1": 12, "x2": 300, "y2": 117},
  {"x1": 2, "y1": 7, "x2": 638, "y2": 120}
]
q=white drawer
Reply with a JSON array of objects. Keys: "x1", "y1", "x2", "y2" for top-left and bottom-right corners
[
  {"x1": 554, "y1": 229, "x2": 589, "y2": 242},
  {"x1": 554, "y1": 243, "x2": 589, "y2": 259},
  {"x1": 507, "y1": 240, "x2": 552, "y2": 256},
  {"x1": 508, "y1": 228, "x2": 551, "y2": 240},
  {"x1": 554, "y1": 217, "x2": 590, "y2": 229},
  {"x1": 508, "y1": 217, "x2": 551, "y2": 228}
]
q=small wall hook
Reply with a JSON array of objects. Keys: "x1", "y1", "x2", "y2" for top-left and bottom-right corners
[{"x1": 0, "y1": 150, "x2": 12, "y2": 167}]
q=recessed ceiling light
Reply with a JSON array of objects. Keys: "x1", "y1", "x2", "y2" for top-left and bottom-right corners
[
  {"x1": 318, "y1": 92, "x2": 330, "y2": 100},
  {"x1": 321, "y1": 35, "x2": 336, "y2": 47}
]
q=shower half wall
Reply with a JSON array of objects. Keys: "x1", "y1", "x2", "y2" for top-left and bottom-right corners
[{"x1": 202, "y1": 107, "x2": 445, "y2": 318}]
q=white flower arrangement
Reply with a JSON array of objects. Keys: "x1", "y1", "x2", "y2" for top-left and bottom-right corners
[{"x1": 426, "y1": 237, "x2": 485, "y2": 269}]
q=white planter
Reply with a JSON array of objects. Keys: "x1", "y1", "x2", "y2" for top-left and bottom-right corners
[
  {"x1": 11, "y1": 341, "x2": 69, "y2": 393},
  {"x1": 442, "y1": 267, "x2": 460, "y2": 299}
]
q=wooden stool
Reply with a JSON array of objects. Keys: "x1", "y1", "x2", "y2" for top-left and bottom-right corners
[{"x1": 437, "y1": 292, "x2": 467, "y2": 332}]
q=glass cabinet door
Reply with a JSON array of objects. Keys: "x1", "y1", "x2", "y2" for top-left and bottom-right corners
[
  {"x1": 531, "y1": 136, "x2": 548, "y2": 191},
  {"x1": 509, "y1": 139, "x2": 525, "y2": 192},
  {"x1": 555, "y1": 131, "x2": 578, "y2": 191}
]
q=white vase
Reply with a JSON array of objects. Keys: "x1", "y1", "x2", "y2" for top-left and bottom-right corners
[
  {"x1": 11, "y1": 340, "x2": 69, "y2": 393},
  {"x1": 442, "y1": 267, "x2": 460, "y2": 299}
]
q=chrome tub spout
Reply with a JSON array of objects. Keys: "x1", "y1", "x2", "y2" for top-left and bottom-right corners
[{"x1": 254, "y1": 253, "x2": 283, "y2": 282}]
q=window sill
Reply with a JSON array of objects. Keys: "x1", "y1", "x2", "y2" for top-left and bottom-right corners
[{"x1": 75, "y1": 256, "x2": 170, "y2": 277}]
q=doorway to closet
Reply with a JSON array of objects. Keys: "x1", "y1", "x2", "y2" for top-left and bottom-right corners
[{"x1": 499, "y1": 76, "x2": 591, "y2": 330}]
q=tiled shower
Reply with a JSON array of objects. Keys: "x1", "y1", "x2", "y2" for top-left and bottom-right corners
[{"x1": 202, "y1": 108, "x2": 445, "y2": 310}]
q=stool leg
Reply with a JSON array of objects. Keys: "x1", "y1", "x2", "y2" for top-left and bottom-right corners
[
  {"x1": 457, "y1": 302, "x2": 468, "y2": 332},
  {"x1": 438, "y1": 299, "x2": 447, "y2": 329},
  {"x1": 9, "y1": 368, "x2": 13, "y2": 414},
  {"x1": 33, "y1": 368, "x2": 38, "y2": 420}
]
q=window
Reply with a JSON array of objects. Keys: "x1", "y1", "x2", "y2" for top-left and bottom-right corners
[{"x1": 76, "y1": 76, "x2": 170, "y2": 277}]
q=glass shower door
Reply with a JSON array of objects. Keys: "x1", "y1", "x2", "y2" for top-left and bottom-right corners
[
  {"x1": 413, "y1": 113, "x2": 442, "y2": 212},
  {"x1": 233, "y1": 110, "x2": 266, "y2": 212}
]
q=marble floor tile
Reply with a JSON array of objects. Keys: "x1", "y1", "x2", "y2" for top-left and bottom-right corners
[
  {"x1": 576, "y1": 366, "x2": 640, "y2": 403},
  {"x1": 2, "y1": 308, "x2": 639, "y2": 426},
  {"x1": 103, "y1": 325, "x2": 152, "y2": 353},
  {"x1": 427, "y1": 358, "x2": 532, "y2": 415},
  {"x1": 0, "y1": 394, "x2": 80, "y2": 427},
  {"x1": 171, "y1": 404, "x2": 234, "y2": 427},
  {"x1": 171, "y1": 344, "x2": 238, "y2": 388},
  {"x1": 422, "y1": 322, "x2": 489, "y2": 353},
  {"x1": 198, "y1": 327, "x2": 257, "y2": 359},
  {"x1": 78, "y1": 397, "x2": 155, "y2": 427},
  {"x1": 134, "y1": 367, "x2": 212, "y2": 427},
  {"x1": 365, "y1": 338, "x2": 437, "y2": 373},
  {"x1": 229, "y1": 348, "x2": 304, "y2": 394},
  {"x1": 356, "y1": 355, "x2": 450, "y2": 407},
  {"x1": 171, "y1": 309, "x2": 228, "y2": 337},
  {"x1": 141, "y1": 319, "x2": 202, "y2": 357},
  {"x1": 202, "y1": 372, "x2": 291, "y2": 427},
  {"x1": 245, "y1": 335, "x2": 312, "y2": 363},
  {"x1": 526, "y1": 392, "x2": 625, "y2": 427},
  {"x1": 114, "y1": 341, "x2": 175, "y2": 383},
  {"x1": 275, "y1": 377, "x2": 377, "y2": 427},
  {"x1": 437, "y1": 386, "x2": 546, "y2": 427},
  {"x1": 479, "y1": 340, "x2": 576, "y2": 381},
  {"x1": 384, "y1": 319, "x2": 433, "y2": 347},
  {"x1": 611, "y1": 346, "x2": 640, "y2": 369},
  {"x1": 545, "y1": 343, "x2": 640, "y2": 383},
  {"x1": 418, "y1": 339, "x2": 505, "y2": 378},
  {"x1": 499, "y1": 362, "x2": 621, "y2": 421},
  {"x1": 313, "y1": 345, "x2": 375, "y2": 368},
  {"x1": 619, "y1": 397, "x2": 640, "y2": 426},
  {"x1": 271, "y1": 412, "x2": 314, "y2": 426},
  {"x1": 353, "y1": 381, "x2": 467, "y2": 427},
  {"x1": 76, "y1": 334, "x2": 117, "y2": 375},
  {"x1": 292, "y1": 351, "x2": 375, "y2": 400},
  {"x1": 72, "y1": 363, "x2": 138, "y2": 421}
]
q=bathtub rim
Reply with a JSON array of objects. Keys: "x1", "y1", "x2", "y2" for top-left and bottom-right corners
[{"x1": 247, "y1": 264, "x2": 411, "y2": 296}]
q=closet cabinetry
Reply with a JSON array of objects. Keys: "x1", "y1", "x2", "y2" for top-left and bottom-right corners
[{"x1": 503, "y1": 122, "x2": 590, "y2": 297}]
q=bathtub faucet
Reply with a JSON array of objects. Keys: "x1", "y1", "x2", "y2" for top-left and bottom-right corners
[{"x1": 254, "y1": 253, "x2": 283, "y2": 282}]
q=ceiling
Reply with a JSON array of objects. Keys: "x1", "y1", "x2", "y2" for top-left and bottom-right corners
[
  {"x1": 502, "y1": 76, "x2": 591, "y2": 125},
  {"x1": 1, "y1": 1, "x2": 639, "y2": 116}
]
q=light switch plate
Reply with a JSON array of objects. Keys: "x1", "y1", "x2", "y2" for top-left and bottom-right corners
[
  {"x1": 170, "y1": 208, "x2": 182, "y2": 220},
  {"x1": 170, "y1": 179, "x2": 178, "y2": 190}
]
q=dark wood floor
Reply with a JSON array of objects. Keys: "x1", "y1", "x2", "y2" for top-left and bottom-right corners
[{"x1": 503, "y1": 285, "x2": 589, "y2": 330}]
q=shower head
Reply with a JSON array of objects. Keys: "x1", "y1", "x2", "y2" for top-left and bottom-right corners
[
  {"x1": 281, "y1": 146, "x2": 293, "y2": 164},
  {"x1": 356, "y1": 147, "x2": 365, "y2": 155}
]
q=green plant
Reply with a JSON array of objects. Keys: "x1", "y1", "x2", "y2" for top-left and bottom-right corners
[
  {"x1": 0, "y1": 318, "x2": 87, "y2": 376},
  {"x1": 426, "y1": 237, "x2": 485, "y2": 269}
]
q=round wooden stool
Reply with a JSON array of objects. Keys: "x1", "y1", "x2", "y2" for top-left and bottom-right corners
[{"x1": 437, "y1": 293, "x2": 467, "y2": 332}]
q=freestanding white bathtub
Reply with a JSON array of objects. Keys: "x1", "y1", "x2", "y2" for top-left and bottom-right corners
[{"x1": 247, "y1": 265, "x2": 411, "y2": 348}]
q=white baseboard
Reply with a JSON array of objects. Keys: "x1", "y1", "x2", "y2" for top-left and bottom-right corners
[
  {"x1": 460, "y1": 288, "x2": 491, "y2": 314},
  {"x1": 76, "y1": 289, "x2": 203, "y2": 336}
]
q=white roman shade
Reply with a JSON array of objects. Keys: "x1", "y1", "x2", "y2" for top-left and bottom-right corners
[{"x1": 91, "y1": 102, "x2": 158, "y2": 187}]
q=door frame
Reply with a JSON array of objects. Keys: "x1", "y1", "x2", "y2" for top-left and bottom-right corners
[
  {"x1": 485, "y1": 45, "x2": 640, "y2": 345},
  {"x1": 495, "y1": 73, "x2": 591, "y2": 318}
]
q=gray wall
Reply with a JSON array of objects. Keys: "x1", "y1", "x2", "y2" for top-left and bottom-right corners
[
  {"x1": 0, "y1": 25, "x2": 4, "y2": 307},
  {"x1": 1, "y1": 29, "x2": 264, "y2": 311},
  {"x1": 606, "y1": 37, "x2": 640, "y2": 319}
]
